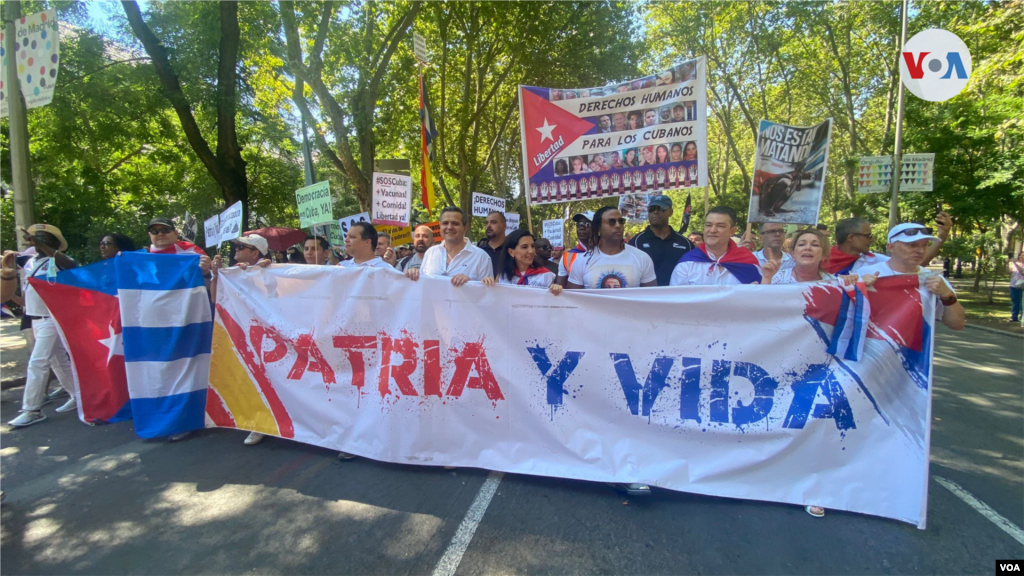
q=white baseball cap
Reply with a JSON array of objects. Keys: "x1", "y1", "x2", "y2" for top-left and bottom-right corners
[
  {"x1": 572, "y1": 211, "x2": 595, "y2": 224},
  {"x1": 231, "y1": 235, "x2": 269, "y2": 255},
  {"x1": 887, "y1": 223, "x2": 939, "y2": 244}
]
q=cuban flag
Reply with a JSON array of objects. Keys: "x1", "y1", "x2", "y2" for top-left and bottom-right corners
[
  {"x1": 115, "y1": 252, "x2": 212, "y2": 438},
  {"x1": 29, "y1": 260, "x2": 132, "y2": 424},
  {"x1": 826, "y1": 281, "x2": 871, "y2": 361}
]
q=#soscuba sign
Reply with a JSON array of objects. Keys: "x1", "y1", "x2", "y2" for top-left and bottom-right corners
[{"x1": 518, "y1": 58, "x2": 708, "y2": 206}]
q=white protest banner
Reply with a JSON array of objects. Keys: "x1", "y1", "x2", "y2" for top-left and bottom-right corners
[
  {"x1": 296, "y1": 181, "x2": 334, "y2": 228},
  {"x1": 217, "y1": 201, "x2": 243, "y2": 245},
  {"x1": 0, "y1": 9, "x2": 59, "y2": 118},
  {"x1": 204, "y1": 215, "x2": 221, "y2": 248},
  {"x1": 542, "y1": 218, "x2": 565, "y2": 249},
  {"x1": 338, "y1": 212, "x2": 370, "y2": 237},
  {"x1": 472, "y1": 192, "x2": 505, "y2": 218},
  {"x1": 209, "y1": 269, "x2": 936, "y2": 527},
  {"x1": 858, "y1": 156, "x2": 893, "y2": 194},
  {"x1": 505, "y1": 212, "x2": 521, "y2": 234},
  {"x1": 748, "y1": 119, "x2": 833, "y2": 225},
  {"x1": 371, "y1": 172, "x2": 412, "y2": 227},
  {"x1": 180, "y1": 211, "x2": 198, "y2": 243},
  {"x1": 518, "y1": 57, "x2": 707, "y2": 206},
  {"x1": 899, "y1": 153, "x2": 935, "y2": 192}
]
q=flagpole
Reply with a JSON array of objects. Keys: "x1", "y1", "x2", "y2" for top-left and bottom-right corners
[{"x1": 516, "y1": 85, "x2": 535, "y2": 235}]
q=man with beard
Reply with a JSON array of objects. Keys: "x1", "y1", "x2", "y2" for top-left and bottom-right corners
[
  {"x1": 627, "y1": 195, "x2": 694, "y2": 286},
  {"x1": 476, "y1": 211, "x2": 507, "y2": 276},
  {"x1": 399, "y1": 225, "x2": 435, "y2": 272}
]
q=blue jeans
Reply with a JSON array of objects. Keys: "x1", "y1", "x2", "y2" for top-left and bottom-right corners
[{"x1": 1011, "y1": 286, "x2": 1023, "y2": 321}]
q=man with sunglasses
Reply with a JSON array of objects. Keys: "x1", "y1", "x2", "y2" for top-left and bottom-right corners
[
  {"x1": 555, "y1": 212, "x2": 595, "y2": 287},
  {"x1": 567, "y1": 206, "x2": 657, "y2": 290},
  {"x1": 858, "y1": 223, "x2": 965, "y2": 331},
  {"x1": 828, "y1": 214, "x2": 950, "y2": 275},
  {"x1": 627, "y1": 195, "x2": 694, "y2": 286}
]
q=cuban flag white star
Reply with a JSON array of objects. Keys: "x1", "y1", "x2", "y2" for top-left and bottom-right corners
[
  {"x1": 536, "y1": 118, "x2": 557, "y2": 143},
  {"x1": 97, "y1": 322, "x2": 124, "y2": 364}
]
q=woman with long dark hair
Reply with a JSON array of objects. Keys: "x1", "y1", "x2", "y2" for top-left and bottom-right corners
[
  {"x1": 99, "y1": 233, "x2": 136, "y2": 259},
  {"x1": 483, "y1": 229, "x2": 561, "y2": 294}
]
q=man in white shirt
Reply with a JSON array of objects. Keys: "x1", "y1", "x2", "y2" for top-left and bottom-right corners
[
  {"x1": 567, "y1": 206, "x2": 657, "y2": 290},
  {"x1": 753, "y1": 222, "x2": 794, "y2": 270},
  {"x1": 339, "y1": 223, "x2": 395, "y2": 270},
  {"x1": 408, "y1": 207, "x2": 493, "y2": 286},
  {"x1": 858, "y1": 223, "x2": 965, "y2": 330},
  {"x1": 6, "y1": 224, "x2": 78, "y2": 427},
  {"x1": 670, "y1": 206, "x2": 762, "y2": 286}
]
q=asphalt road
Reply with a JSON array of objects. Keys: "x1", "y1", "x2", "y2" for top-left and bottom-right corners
[{"x1": 2, "y1": 325, "x2": 1022, "y2": 575}]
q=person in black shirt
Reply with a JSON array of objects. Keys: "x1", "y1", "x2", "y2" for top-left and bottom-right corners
[
  {"x1": 476, "y1": 211, "x2": 507, "y2": 275},
  {"x1": 627, "y1": 195, "x2": 694, "y2": 286},
  {"x1": 533, "y1": 237, "x2": 559, "y2": 274}
]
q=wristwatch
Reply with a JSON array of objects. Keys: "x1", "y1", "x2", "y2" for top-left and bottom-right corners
[{"x1": 941, "y1": 293, "x2": 957, "y2": 306}]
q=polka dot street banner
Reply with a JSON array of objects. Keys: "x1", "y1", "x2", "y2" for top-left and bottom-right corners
[{"x1": 0, "y1": 9, "x2": 60, "y2": 118}]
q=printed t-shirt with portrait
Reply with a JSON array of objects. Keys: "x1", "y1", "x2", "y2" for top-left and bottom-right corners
[
  {"x1": 567, "y1": 244, "x2": 656, "y2": 289},
  {"x1": 857, "y1": 262, "x2": 954, "y2": 321}
]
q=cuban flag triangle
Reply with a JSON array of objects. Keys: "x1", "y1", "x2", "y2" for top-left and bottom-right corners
[
  {"x1": 115, "y1": 252, "x2": 212, "y2": 438},
  {"x1": 29, "y1": 260, "x2": 132, "y2": 424}
]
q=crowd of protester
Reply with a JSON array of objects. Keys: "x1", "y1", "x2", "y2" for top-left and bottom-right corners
[{"x1": 0, "y1": 200, "x2": 969, "y2": 513}]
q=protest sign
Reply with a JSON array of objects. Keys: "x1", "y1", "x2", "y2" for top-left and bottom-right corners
[
  {"x1": 505, "y1": 212, "x2": 521, "y2": 234},
  {"x1": 413, "y1": 32, "x2": 428, "y2": 64},
  {"x1": 858, "y1": 156, "x2": 893, "y2": 194},
  {"x1": 218, "y1": 201, "x2": 243, "y2": 244},
  {"x1": 542, "y1": 219, "x2": 564, "y2": 249},
  {"x1": 472, "y1": 193, "x2": 505, "y2": 218},
  {"x1": 424, "y1": 221, "x2": 443, "y2": 243},
  {"x1": 618, "y1": 192, "x2": 654, "y2": 221},
  {"x1": 208, "y1": 268, "x2": 936, "y2": 527},
  {"x1": 338, "y1": 212, "x2": 370, "y2": 237},
  {"x1": 748, "y1": 119, "x2": 833, "y2": 225},
  {"x1": 296, "y1": 181, "x2": 334, "y2": 228},
  {"x1": 378, "y1": 225, "x2": 412, "y2": 246},
  {"x1": 0, "y1": 9, "x2": 59, "y2": 117},
  {"x1": 518, "y1": 57, "x2": 707, "y2": 206},
  {"x1": 371, "y1": 172, "x2": 412, "y2": 227},
  {"x1": 204, "y1": 215, "x2": 221, "y2": 248},
  {"x1": 900, "y1": 153, "x2": 934, "y2": 192},
  {"x1": 181, "y1": 211, "x2": 198, "y2": 243}
]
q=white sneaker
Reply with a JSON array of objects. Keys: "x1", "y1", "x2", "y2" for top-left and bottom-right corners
[
  {"x1": 55, "y1": 397, "x2": 78, "y2": 413},
  {"x1": 337, "y1": 452, "x2": 357, "y2": 460},
  {"x1": 8, "y1": 411, "x2": 47, "y2": 427},
  {"x1": 244, "y1": 432, "x2": 265, "y2": 445},
  {"x1": 47, "y1": 387, "x2": 69, "y2": 400}
]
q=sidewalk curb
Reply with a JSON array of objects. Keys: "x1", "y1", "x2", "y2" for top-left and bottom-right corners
[{"x1": 963, "y1": 323, "x2": 1024, "y2": 340}]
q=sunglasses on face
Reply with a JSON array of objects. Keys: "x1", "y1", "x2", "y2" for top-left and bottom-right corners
[
  {"x1": 849, "y1": 232, "x2": 873, "y2": 240},
  {"x1": 576, "y1": 221, "x2": 591, "y2": 229},
  {"x1": 99, "y1": 241, "x2": 114, "y2": 247},
  {"x1": 604, "y1": 218, "x2": 627, "y2": 227},
  {"x1": 149, "y1": 227, "x2": 174, "y2": 235},
  {"x1": 648, "y1": 206, "x2": 664, "y2": 213},
  {"x1": 236, "y1": 245, "x2": 254, "y2": 251}
]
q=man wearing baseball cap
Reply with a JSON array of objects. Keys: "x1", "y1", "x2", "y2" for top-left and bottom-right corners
[
  {"x1": 3, "y1": 224, "x2": 79, "y2": 427},
  {"x1": 555, "y1": 211, "x2": 595, "y2": 287},
  {"x1": 628, "y1": 195, "x2": 695, "y2": 286},
  {"x1": 858, "y1": 223, "x2": 965, "y2": 330}
]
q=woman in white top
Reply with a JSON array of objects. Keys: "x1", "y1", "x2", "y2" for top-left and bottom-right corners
[
  {"x1": 483, "y1": 229, "x2": 562, "y2": 295},
  {"x1": 759, "y1": 227, "x2": 875, "y2": 518}
]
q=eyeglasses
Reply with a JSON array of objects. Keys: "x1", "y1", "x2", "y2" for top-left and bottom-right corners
[
  {"x1": 99, "y1": 241, "x2": 114, "y2": 246},
  {"x1": 149, "y1": 227, "x2": 174, "y2": 235},
  {"x1": 604, "y1": 218, "x2": 628, "y2": 226},
  {"x1": 849, "y1": 232, "x2": 873, "y2": 241},
  {"x1": 891, "y1": 227, "x2": 933, "y2": 240}
]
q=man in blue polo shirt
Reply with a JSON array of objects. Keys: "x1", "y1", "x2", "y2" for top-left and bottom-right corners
[{"x1": 627, "y1": 195, "x2": 694, "y2": 286}]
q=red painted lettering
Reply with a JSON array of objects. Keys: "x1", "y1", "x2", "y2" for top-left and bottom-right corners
[
  {"x1": 447, "y1": 341, "x2": 504, "y2": 400},
  {"x1": 289, "y1": 333, "x2": 337, "y2": 385},
  {"x1": 423, "y1": 339, "x2": 442, "y2": 397},
  {"x1": 249, "y1": 321, "x2": 288, "y2": 364},
  {"x1": 378, "y1": 336, "x2": 419, "y2": 397},
  {"x1": 332, "y1": 335, "x2": 377, "y2": 390}
]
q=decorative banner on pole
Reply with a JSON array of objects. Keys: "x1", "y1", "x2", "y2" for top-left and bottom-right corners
[
  {"x1": 858, "y1": 156, "x2": 893, "y2": 194},
  {"x1": 748, "y1": 119, "x2": 833, "y2": 225},
  {"x1": 217, "y1": 201, "x2": 243, "y2": 245},
  {"x1": 542, "y1": 218, "x2": 565, "y2": 249},
  {"x1": 472, "y1": 192, "x2": 505, "y2": 218},
  {"x1": 0, "y1": 9, "x2": 59, "y2": 118},
  {"x1": 204, "y1": 215, "x2": 221, "y2": 248},
  {"x1": 181, "y1": 211, "x2": 198, "y2": 243},
  {"x1": 207, "y1": 268, "x2": 936, "y2": 527},
  {"x1": 505, "y1": 212, "x2": 521, "y2": 234},
  {"x1": 371, "y1": 172, "x2": 412, "y2": 228},
  {"x1": 518, "y1": 57, "x2": 707, "y2": 206},
  {"x1": 295, "y1": 181, "x2": 334, "y2": 228},
  {"x1": 899, "y1": 153, "x2": 934, "y2": 192}
]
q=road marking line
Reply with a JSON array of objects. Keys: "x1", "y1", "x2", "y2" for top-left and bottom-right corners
[
  {"x1": 433, "y1": 471, "x2": 503, "y2": 576},
  {"x1": 935, "y1": 476, "x2": 1024, "y2": 546},
  {"x1": 933, "y1": 351, "x2": 1017, "y2": 376}
]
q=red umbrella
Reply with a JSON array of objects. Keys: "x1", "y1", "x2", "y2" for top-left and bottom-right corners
[{"x1": 244, "y1": 227, "x2": 308, "y2": 252}]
